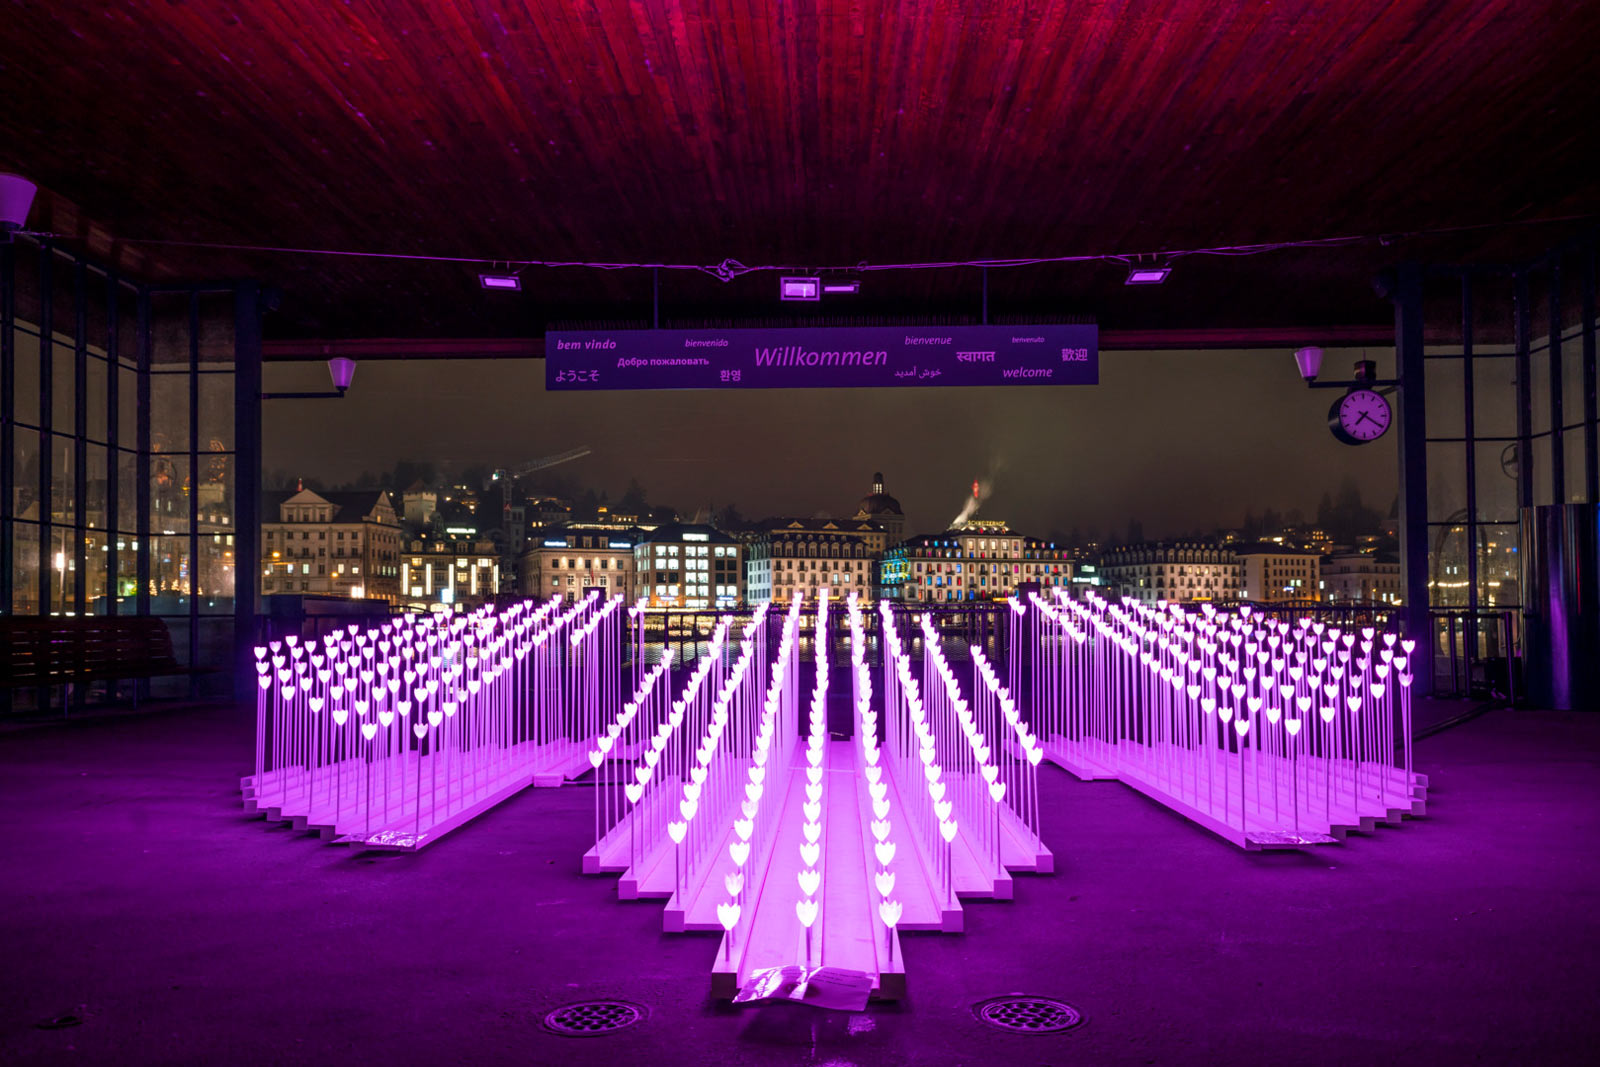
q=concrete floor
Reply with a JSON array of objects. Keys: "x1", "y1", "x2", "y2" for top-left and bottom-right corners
[{"x1": 1, "y1": 704, "x2": 1597, "y2": 1065}]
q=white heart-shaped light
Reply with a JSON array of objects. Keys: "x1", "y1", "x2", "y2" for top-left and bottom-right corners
[
  {"x1": 934, "y1": 799, "x2": 952, "y2": 822},
  {"x1": 798, "y1": 869, "x2": 821, "y2": 897},
  {"x1": 680, "y1": 799, "x2": 699, "y2": 821},
  {"x1": 746, "y1": 783, "x2": 763, "y2": 802},
  {"x1": 667, "y1": 820, "x2": 688, "y2": 844},
  {"x1": 988, "y1": 781, "x2": 1006, "y2": 803},
  {"x1": 865, "y1": 765, "x2": 882, "y2": 783},
  {"x1": 1235, "y1": 719, "x2": 1251, "y2": 736},
  {"x1": 636, "y1": 766, "x2": 653, "y2": 785},
  {"x1": 871, "y1": 819, "x2": 891, "y2": 842},
  {"x1": 800, "y1": 842, "x2": 821, "y2": 868},
  {"x1": 377, "y1": 710, "x2": 395, "y2": 727},
  {"x1": 872, "y1": 798, "x2": 890, "y2": 820},
  {"x1": 734, "y1": 818, "x2": 753, "y2": 841},
  {"x1": 685, "y1": 781, "x2": 702, "y2": 802},
  {"x1": 874, "y1": 841, "x2": 896, "y2": 866},
  {"x1": 929, "y1": 781, "x2": 946, "y2": 803},
  {"x1": 625, "y1": 783, "x2": 645, "y2": 804},
  {"x1": 981, "y1": 764, "x2": 999, "y2": 784},
  {"x1": 1285, "y1": 719, "x2": 1303, "y2": 736},
  {"x1": 875, "y1": 870, "x2": 896, "y2": 897},
  {"x1": 413, "y1": 723, "x2": 428, "y2": 739},
  {"x1": 725, "y1": 871, "x2": 745, "y2": 896},
  {"x1": 879, "y1": 899, "x2": 903, "y2": 928},
  {"x1": 587, "y1": 750, "x2": 604, "y2": 769},
  {"x1": 1027, "y1": 746, "x2": 1043, "y2": 766},
  {"x1": 806, "y1": 783, "x2": 823, "y2": 803},
  {"x1": 796, "y1": 898, "x2": 819, "y2": 928},
  {"x1": 716, "y1": 901, "x2": 741, "y2": 931},
  {"x1": 803, "y1": 822, "x2": 821, "y2": 843},
  {"x1": 691, "y1": 766, "x2": 708, "y2": 785},
  {"x1": 939, "y1": 819, "x2": 959, "y2": 843},
  {"x1": 360, "y1": 723, "x2": 378, "y2": 741},
  {"x1": 804, "y1": 801, "x2": 821, "y2": 822},
  {"x1": 729, "y1": 840, "x2": 750, "y2": 867},
  {"x1": 427, "y1": 710, "x2": 442, "y2": 727}
]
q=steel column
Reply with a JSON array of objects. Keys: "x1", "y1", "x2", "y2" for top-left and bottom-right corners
[
  {"x1": 234, "y1": 283, "x2": 264, "y2": 703},
  {"x1": 1394, "y1": 263, "x2": 1432, "y2": 690}
]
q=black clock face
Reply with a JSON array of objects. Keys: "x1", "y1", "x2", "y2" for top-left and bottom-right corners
[{"x1": 1335, "y1": 389, "x2": 1391, "y2": 443}]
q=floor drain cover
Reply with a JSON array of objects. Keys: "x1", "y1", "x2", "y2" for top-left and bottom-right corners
[
  {"x1": 542, "y1": 1000, "x2": 647, "y2": 1037},
  {"x1": 974, "y1": 995, "x2": 1083, "y2": 1034}
]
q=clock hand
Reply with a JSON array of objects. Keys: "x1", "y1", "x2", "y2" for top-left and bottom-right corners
[{"x1": 1354, "y1": 412, "x2": 1376, "y2": 426}]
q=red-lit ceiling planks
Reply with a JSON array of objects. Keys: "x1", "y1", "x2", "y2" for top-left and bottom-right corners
[{"x1": 1, "y1": 0, "x2": 1595, "y2": 338}]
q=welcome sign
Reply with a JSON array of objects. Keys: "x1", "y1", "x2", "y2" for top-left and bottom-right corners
[{"x1": 545, "y1": 324, "x2": 1098, "y2": 390}]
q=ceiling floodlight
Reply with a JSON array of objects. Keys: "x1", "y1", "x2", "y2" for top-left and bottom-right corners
[
  {"x1": 1125, "y1": 265, "x2": 1172, "y2": 285},
  {"x1": 821, "y1": 280, "x2": 860, "y2": 294},
  {"x1": 780, "y1": 276, "x2": 821, "y2": 301},
  {"x1": 479, "y1": 273, "x2": 522, "y2": 291}
]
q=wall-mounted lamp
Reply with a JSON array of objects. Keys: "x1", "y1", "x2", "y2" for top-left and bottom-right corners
[
  {"x1": 1, "y1": 173, "x2": 38, "y2": 239},
  {"x1": 263, "y1": 356, "x2": 358, "y2": 400}
]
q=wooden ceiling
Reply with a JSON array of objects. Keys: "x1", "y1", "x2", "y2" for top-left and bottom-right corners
[{"x1": 2, "y1": 0, "x2": 1596, "y2": 340}]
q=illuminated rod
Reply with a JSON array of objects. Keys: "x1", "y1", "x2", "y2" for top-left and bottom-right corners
[
  {"x1": 709, "y1": 594, "x2": 804, "y2": 950},
  {"x1": 1018, "y1": 590, "x2": 1425, "y2": 849},
  {"x1": 244, "y1": 592, "x2": 624, "y2": 850}
]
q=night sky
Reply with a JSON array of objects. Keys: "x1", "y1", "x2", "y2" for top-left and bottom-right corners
[{"x1": 263, "y1": 345, "x2": 1398, "y2": 541}]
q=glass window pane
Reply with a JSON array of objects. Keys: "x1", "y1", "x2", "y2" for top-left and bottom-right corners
[
  {"x1": 151, "y1": 454, "x2": 190, "y2": 533},
  {"x1": 118, "y1": 364, "x2": 139, "y2": 448},
  {"x1": 1426, "y1": 441, "x2": 1466, "y2": 524},
  {"x1": 86, "y1": 443, "x2": 109, "y2": 533},
  {"x1": 197, "y1": 530, "x2": 235, "y2": 611},
  {"x1": 12, "y1": 427, "x2": 41, "y2": 519},
  {"x1": 85, "y1": 351, "x2": 109, "y2": 441},
  {"x1": 52, "y1": 337, "x2": 75, "y2": 430},
  {"x1": 49, "y1": 431, "x2": 75, "y2": 527},
  {"x1": 11, "y1": 327, "x2": 39, "y2": 427},
  {"x1": 149, "y1": 534, "x2": 191, "y2": 605},
  {"x1": 82, "y1": 527, "x2": 110, "y2": 612},
  {"x1": 151, "y1": 371, "x2": 190, "y2": 456},
  {"x1": 198, "y1": 370, "x2": 234, "y2": 453},
  {"x1": 116, "y1": 449, "x2": 138, "y2": 532},
  {"x1": 10, "y1": 519, "x2": 40, "y2": 613}
]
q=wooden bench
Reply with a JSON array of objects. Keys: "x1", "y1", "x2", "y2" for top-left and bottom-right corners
[{"x1": 0, "y1": 616, "x2": 201, "y2": 701}]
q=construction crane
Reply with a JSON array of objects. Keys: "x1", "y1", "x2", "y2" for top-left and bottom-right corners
[
  {"x1": 492, "y1": 445, "x2": 592, "y2": 485},
  {"x1": 493, "y1": 446, "x2": 592, "y2": 522}
]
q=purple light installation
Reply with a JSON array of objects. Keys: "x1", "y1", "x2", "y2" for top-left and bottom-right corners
[
  {"x1": 243, "y1": 593, "x2": 625, "y2": 849},
  {"x1": 583, "y1": 591, "x2": 1055, "y2": 1002},
  {"x1": 1019, "y1": 590, "x2": 1426, "y2": 848}
]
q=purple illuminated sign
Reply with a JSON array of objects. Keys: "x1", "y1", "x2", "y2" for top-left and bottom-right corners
[{"x1": 546, "y1": 324, "x2": 1098, "y2": 390}]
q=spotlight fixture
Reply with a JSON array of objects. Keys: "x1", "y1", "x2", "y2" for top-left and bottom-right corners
[
  {"x1": 479, "y1": 273, "x2": 522, "y2": 291},
  {"x1": 0, "y1": 173, "x2": 37, "y2": 236},
  {"x1": 1294, "y1": 346, "x2": 1325, "y2": 382},
  {"x1": 1124, "y1": 264, "x2": 1172, "y2": 285},
  {"x1": 821, "y1": 280, "x2": 861, "y2": 295},
  {"x1": 780, "y1": 276, "x2": 821, "y2": 301}
]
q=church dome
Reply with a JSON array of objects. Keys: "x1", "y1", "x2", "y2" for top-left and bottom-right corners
[{"x1": 857, "y1": 471, "x2": 903, "y2": 517}]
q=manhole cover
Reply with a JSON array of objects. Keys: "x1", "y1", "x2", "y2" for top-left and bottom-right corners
[
  {"x1": 973, "y1": 995, "x2": 1083, "y2": 1034},
  {"x1": 542, "y1": 1000, "x2": 647, "y2": 1037}
]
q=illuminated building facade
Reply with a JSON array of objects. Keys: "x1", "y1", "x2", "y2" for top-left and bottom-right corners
[
  {"x1": 634, "y1": 523, "x2": 742, "y2": 608},
  {"x1": 1322, "y1": 551, "x2": 1404, "y2": 606},
  {"x1": 519, "y1": 523, "x2": 641, "y2": 602},
  {"x1": 744, "y1": 523, "x2": 879, "y2": 604},
  {"x1": 1235, "y1": 544, "x2": 1322, "y2": 602},
  {"x1": 261, "y1": 488, "x2": 403, "y2": 602},
  {"x1": 880, "y1": 520, "x2": 1071, "y2": 602},
  {"x1": 1099, "y1": 541, "x2": 1242, "y2": 605}
]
